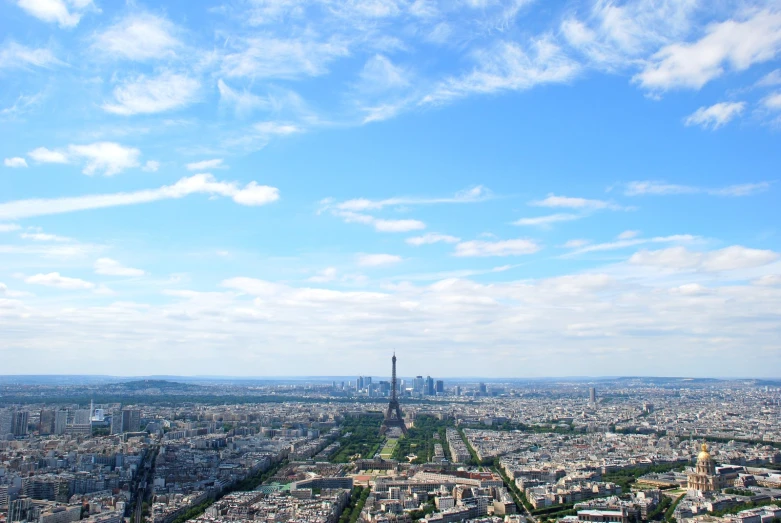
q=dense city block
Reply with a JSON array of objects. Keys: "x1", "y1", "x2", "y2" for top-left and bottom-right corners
[{"x1": 1, "y1": 374, "x2": 779, "y2": 523}]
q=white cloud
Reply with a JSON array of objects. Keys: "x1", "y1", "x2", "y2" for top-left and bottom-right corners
[
  {"x1": 336, "y1": 211, "x2": 425, "y2": 232},
  {"x1": 6, "y1": 256, "x2": 781, "y2": 375},
  {"x1": 358, "y1": 54, "x2": 410, "y2": 92},
  {"x1": 422, "y1": 38, "x2": 580, "y2": 105},
  {"x1": 513, "y1": 213, "x2": 581, "y2": 226},
  {"x1": 406, "y1": 233, "x2": 460, "y2": 246},
  {"x1": 142, "y1": 160, "x2": 159, "y2": 172},
  {"x1": 28, "y1": 147, "x2": 69, "y2": 164},
  {"x1": 763, "y1": 91, "x2": 781, "y2": 110},
  {"x1": 16, "y1": 0, "x2": 93, "y2": 28},
  {"x1": 231, "y1": 181, "x2": 281, "y2": 205},
  {"x1": 220, "y1": 36, "x2": 349, "y2": 79},
  {"x1": 563, "y1": 239, "x2": 590, "y2": 249},
  {"x1": 0, "y1": 174, "x2": 279, "y2": 220},
  {"x1": 0, "y1": 42, "x2": 62, "y2": 69},
  {"x1": 0, "y1": 224, "x2": 21, "y2": 233},
  {"x1": 630, "y1": 245, "x2": 778, "y2": 272},
  {"x1": 531, "y1": 193, "x2": 623, "y2": 210},
  {"x1": 186, "y1": 159, "x2": 224, "y2": 171},
  {"x1": 566, "y1": 234, "x2": 697, "y2": 256},
  {"x1": 684, "y1": 102, "x2": 745, "y2": 129},
  {"x1": 308, "y1": 267, "x2": 337, "y2": 283},
  {"x1": 331, "y1": 186, "x2": 489, "y2": 212},
  {"x1": 28, "y1": 142, "x2": 141, "y2": 175},
  {"x1": 617, "y1": 230, "x2": 639, "y2": 240},
  {"x1": 357, "y1": 253, "x2": 403, "y2": 266},
  {"x1": 671, "y1": 283, "x2": 710, "y2": 296},
  {"x1": 624, "y1": 180, "x2": 771, "y2": 196},
  {"x1": 103, "y1": 72, "x2": 200, "y2": 116},
  {"x1": 753, "y1": 274, "x2": 781, "y2": 286},
  {"x1": 68, "y1": 142, "x2": 140, "y2": 176},
  {"x1": 561, "y1": 0, "x2": 699, "y2": 70},
  {"x1": 20, "y1": 232, "x2": 71, "y2": 242},
  {"x1": 94, "y1": 258, "x2": 144, "y2": 277},
  {"x1": 4, "y1": 157, "x2": 28, "y2": 168},
  {"x1": 757, "y1": 69, "x2": 781, "y2": 87},
  {"x1": 757, "y1": 69, "x2": 781, "y2": 88},
  {"x1": 374, "y1": 218, "x2": 426, "y2": 232},
  {"x1": 454, "y1": 238, "x2": 540, "y2": 257},
  {"x1": 254, "y1": 121, "x2": 302, "y2": 136},
  {"x1": 93, "y1": 13, "x2": 180, "y2": 61},
  {"x1": 25, "y1": 272, "x2": 94, "y2": 290},
  {"x1": 635, "y1": 11, "x2": 781, "y2": 91},
  {"x1": 217, "y1": 79, "x2": 270, "y2": 117},
  {"x1": 1, "y1": 91, "x2": 46, "y2": 117},
  {"x1": 709, "y1": 183, "x2": 773, "y2": 197}
]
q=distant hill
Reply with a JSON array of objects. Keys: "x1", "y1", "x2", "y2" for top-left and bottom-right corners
[{"x1": 107, "y1": 379, "x2": 204, "y2": 392}]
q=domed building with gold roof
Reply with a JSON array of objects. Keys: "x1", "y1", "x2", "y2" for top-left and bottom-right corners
[{"x1": 687, "y1": 443, "x2": 725, "y2": 494}]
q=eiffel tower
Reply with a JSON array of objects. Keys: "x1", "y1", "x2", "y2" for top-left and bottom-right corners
[{"x1": 379, "y1": 352, "x2": 408, "y2": 436}]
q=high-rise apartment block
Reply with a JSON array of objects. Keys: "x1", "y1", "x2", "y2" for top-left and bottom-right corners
[
  {"x1": 39, "y1": 410, "x2": 55, "y2": 435},
  {"x1": 13, "y1": 411, "x2": 29, "y2": 437},
  {"x1": 54, "y1": 410, "x2": 68, "y2": 435},
  {"x1": 121, "y1": 409, "x2": 141, "y2": 433}
]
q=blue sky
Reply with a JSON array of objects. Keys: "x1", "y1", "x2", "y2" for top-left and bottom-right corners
[{"x1": 1, "y1": 0, "x2": 780, "y2": 377}]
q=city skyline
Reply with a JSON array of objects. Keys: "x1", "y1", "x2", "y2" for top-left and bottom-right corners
[{"x1": 1, "y1": 0, "x2": 780, "y2": 377}]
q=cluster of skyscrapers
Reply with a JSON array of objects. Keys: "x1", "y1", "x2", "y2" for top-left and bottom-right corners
[{"x1": 355, "y1": 374, "x2": 444, "y2": 397}]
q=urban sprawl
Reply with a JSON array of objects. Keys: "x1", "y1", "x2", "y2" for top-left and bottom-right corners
[{"x1": 1, "y1": 362, "x2": 779, "y2": 523}]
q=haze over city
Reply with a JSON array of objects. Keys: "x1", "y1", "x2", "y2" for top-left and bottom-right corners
[{"x1": 1, "y1": 0, "x2": 780, "y2": 377}]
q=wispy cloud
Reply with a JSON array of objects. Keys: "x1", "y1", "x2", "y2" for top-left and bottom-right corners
[
  {"x1": 623, "y1": 181, "x2": 771, "y2": 197},
  {"x1": 422, "y1": 37, "x2": 580, "y2": 105},
  {"x1": 763, "y1": 91, "x2": 781, "y2": 110},
  {"x1": 0, "y1": 41, "x2": 63, "y2": 69},
  {"x1": 531, "y1": 194, "x2": 626, "y2": 210},
  {"x1": 634, "y1": 10, "x2": 781, "y2": 92},
  {"x1": 25, "y1": 272, "x2": 94, "y2": 290},
  {"x1": 0, "y1": 174, "x2": 279, "y2": 220},
  {"x1": 454, "y1": 238, "x2": 540, "y2": 257},
  {"x1": 327, "y1": 185, "x2": 490, "y2": 212},
  {"x1": 406, "y1": 233, "x2": 460, "y2": 246},
  {"x1": 16, "y1": 0, "x2": 94, "y2": 28},
  {"x1": 217, "y1": 79, "x2": 270, "y2": 117},
  {"x1": 220, "y1": 36, "x2": 350, "y2": 79},
  {"x1": 684, "y1": 102, "x2": 745, "y2": 130},
  {"x1": 308, "y1": 267, "x2": 337, "y2": 283},
  {"x1": 103, "y1": 72, "x2": 200, "y2": 115},
  {"x1": 513, "y1": 213, "x2": 581, "y2": 226},
  {"x1": 186, "y1": 159, "x2": 225, "y2": 171},
  {"x1": 20, "y1": 231, "x2": 71, "y2": 242},
  {"x1": 335, "y1": 211, "x2": 426, "y2": 233},
  {"x1": 565, "y1": 234, "x2": 698, "y2": 256},
  {"x1": 630, "y1": 245, "x2": 778, "y2": 272},
  {"x1": 94, "y1": 258, "x2": 145, "y2": 277},
  {"x1": 1, "y1": 91, "x2": 47, "y2": 117},
  {"x1": 617, "y1": 230, "x2": 639, "y2": 240},
  {"x1": 92, "y1": 13, "x2": 181, "y2": 61},
  {"x1": 357, "y1": 253, "x2": 402, "y2": 267},
  {"x1": 757, "y1": 69, "x2": 781, "y2": 88},
  {"x1": 28, "y1": 142, "x2": 141, "y2": 176}
]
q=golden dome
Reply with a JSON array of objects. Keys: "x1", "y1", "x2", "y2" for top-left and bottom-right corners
[{"x1": 697, "y1": 443, "x2": 711, "y2": 462}]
